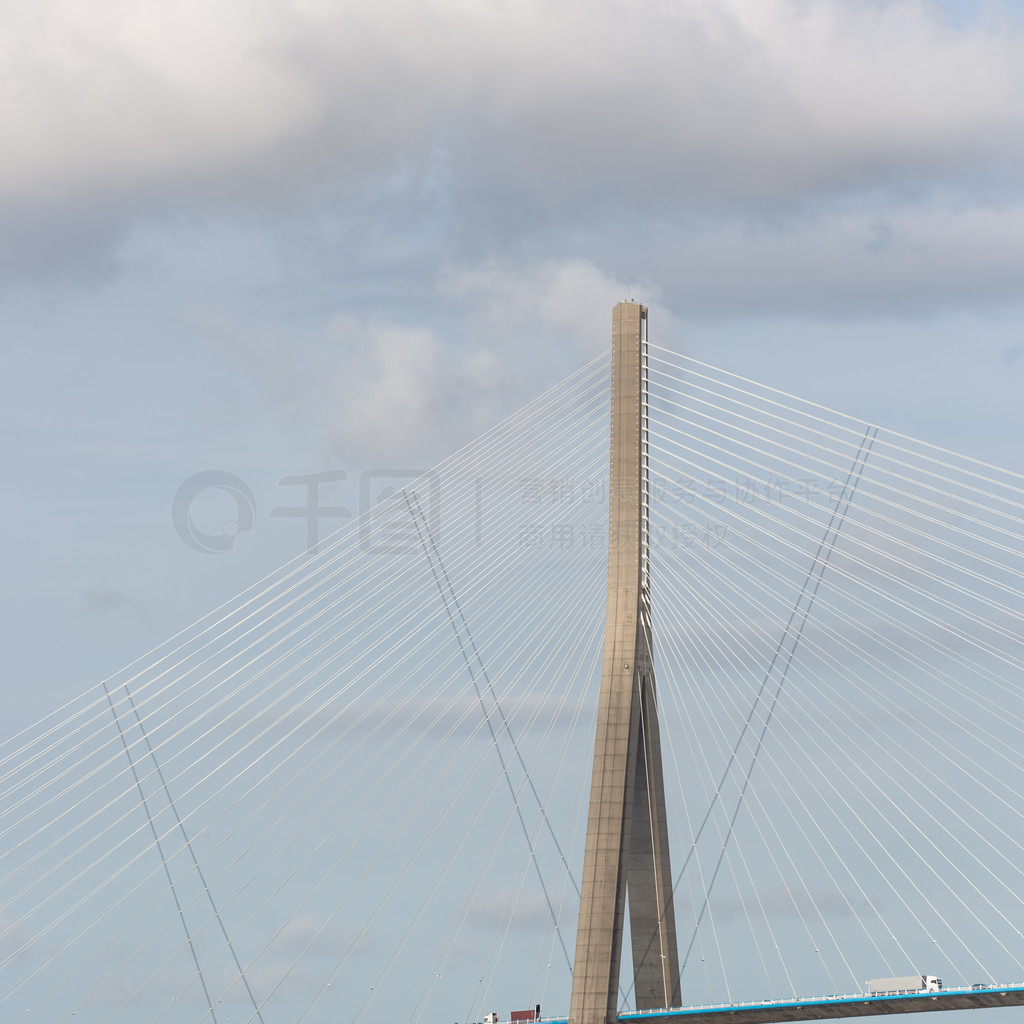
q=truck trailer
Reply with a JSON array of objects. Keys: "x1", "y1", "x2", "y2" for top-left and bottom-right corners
[{"x1": 869, "y1": 975, "x2": 942, "y2": 995}]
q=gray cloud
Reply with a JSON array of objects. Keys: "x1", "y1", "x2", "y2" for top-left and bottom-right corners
[
  {"x1": 1000, "y1": 343, "x2": 1024, "y2": 366},
  {"x1": 5, "y1": 1, "x2": 1024, "y2": 206},
  {"x1": 79, "y1": 586, "x2": 145, "y2": 618},
  {"x1": 466, "y1": 889, "x2": 554, "y2": 931},
  {"x1": 4, "y1": 0, "x2": 1024, "y2": 306},
  {"x1": 679, "y1": 883, "x2": 877, "y2": 925},
  {"x1": 0, "y1": 910, "x2": 43, "y2": 963},
  {"x1": 260, "y1": 690, "x2": 582, "y2": 746}
]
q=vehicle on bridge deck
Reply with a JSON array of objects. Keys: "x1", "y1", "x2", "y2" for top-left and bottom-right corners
[
  {"x1": 510, "y1": 1005, "x2": 540, "y2": 1022},
  {"x1": 480, "y1": 1005, "x2": 540, "y2": 1023},
  {"x1": 868, "y1": 974, "x2": 942, "y2": 995}
]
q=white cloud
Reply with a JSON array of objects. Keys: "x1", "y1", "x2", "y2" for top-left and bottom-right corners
[
  {"x1": 329, "y1": 317, "x2": 442, "y2": 457},
  {"x1": 327, "y1": 314, "x2": 505, "y2": 460},
  {"x1": 198, "y1": 306, "x2": 506, "y2": 463},
  {"x1": 2, "y1": 0, "x2": 1023, "y2": 212},
  {"x1": 0, "y1": 1, "x2": 319, "y2": 202},
  {"x1": 442, "y1": 260, "x2": 632, "y2": 355}
]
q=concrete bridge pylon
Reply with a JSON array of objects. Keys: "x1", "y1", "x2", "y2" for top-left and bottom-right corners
[{"x1": 568, "y1": 302, "x2": 681, "y2": 1024}]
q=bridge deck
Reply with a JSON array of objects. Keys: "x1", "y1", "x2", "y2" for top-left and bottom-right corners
[{"x1": 533, "y1": 985, "x2": 1024, "y2": 1024}]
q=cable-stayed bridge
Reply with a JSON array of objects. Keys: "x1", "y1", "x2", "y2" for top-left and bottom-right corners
[{"x1": 4, "y1": 306, "x2": 1024, "y2": 1024}]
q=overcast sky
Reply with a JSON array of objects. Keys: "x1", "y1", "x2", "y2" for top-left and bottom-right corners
[
  {"x1": 3, "y1": 0, "x2": 1024, "y2": 851},
  {"x1": 3, "y1": 0, "x2": 1024, "y2": 756},
  {"x1": 4, "y1": 3, "x2": 1024, "y2": 1021}
]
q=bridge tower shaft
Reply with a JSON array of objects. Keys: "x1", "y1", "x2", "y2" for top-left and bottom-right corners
[{"x1": 569, "y1": 302, "x2": 681, "y2": 1024}]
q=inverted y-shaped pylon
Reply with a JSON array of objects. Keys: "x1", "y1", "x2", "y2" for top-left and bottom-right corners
[{"x1": 569, "y1": 302, "x2": 681, "y2": 1024}]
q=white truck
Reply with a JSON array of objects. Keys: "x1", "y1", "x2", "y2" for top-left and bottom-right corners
[{"x1": 869, "y1": 975, "x2": 942, "y2": 995}]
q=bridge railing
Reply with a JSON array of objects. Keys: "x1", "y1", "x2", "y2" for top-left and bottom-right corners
[
  {"x1": 471, "y1": 986, "x2": 1024, "y2": 1024},
  {"x1": 611, "y1": 982, "x2": 1024, "y2": 1019}
]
